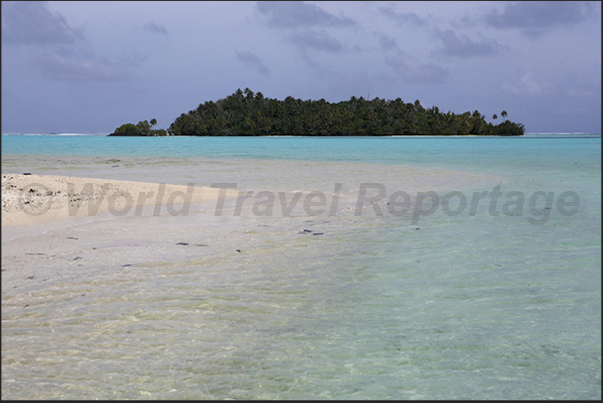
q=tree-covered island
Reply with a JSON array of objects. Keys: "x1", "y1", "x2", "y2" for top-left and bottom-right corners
[
  {"x1": 109, "y1": 118, "x2": 167, "y2": 136},
  {"x1": 110, "y1": 88, "x2": 525, "y2": 136}
]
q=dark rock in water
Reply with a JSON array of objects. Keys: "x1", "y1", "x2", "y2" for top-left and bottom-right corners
[
  {"x1": 312, "y1": 232, "x2": 323, "y2": 236},
  {"x1": 236, "y1": 249, "x2": 241, "y2": 253},
  {"x1": 176, "y1": 242, "x2": 189, "y2": 246},
  {"x1": 23, "y1": 173, "x2": 31, "y2": 175},
  {"x1": 123, "y1": 264, "x2": 132, "y2": 267}
]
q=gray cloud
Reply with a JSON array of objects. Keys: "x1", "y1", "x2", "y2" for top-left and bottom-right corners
[
  {"x1": 144, "y1": 22, "x2": 168, "y2": 37},
  {"x1": 118, "y1": 51, "x2": 148, "y2": 68},
  {"x1": 385, "y1": 51, "x2": 448, "y2": 83},
  {"x1": 235, "y1": 51, "x2": 271, "y2": 76},
  {"x1": 33, "y1": 50, "x2": 130, "y2": 81},
  {"x1": 485, "y1": 1, "x2": 596, "y2": 36},
  {"x1": 501, "y1": 70, "x2": 550, "y2": 96},
  {"x1": 2, "y1": 1, "x2": 133, "y2": 82},
  {"x1": 374, "y1": 32, "x2": 398, "y2": 51},
  {"x1": 379, "y1": 4, "x2": 427, "y2": 27},
  {"x1": 289, "y1": 29, "x2": 344, "y2": 53},
  {"x1": 256, "y1": 1, "x2": 357, "y2": 29},
  {"x1": 432, "y1": 29, "x2": 506, "y2": 58},
  {"x1": 1, "y1": 1, "x2": 83, "y2": 45}
]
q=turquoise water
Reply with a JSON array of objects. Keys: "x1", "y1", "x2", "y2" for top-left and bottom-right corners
[
  {"x1": 2, "y1": 134, "x2": 600, "y2": 163},
  {"x1": 1, "y1": 134, "x2": 601, "y2": 399},
  {"x1": 2, "y1": 133, "x2": 601, "y2": 181}
]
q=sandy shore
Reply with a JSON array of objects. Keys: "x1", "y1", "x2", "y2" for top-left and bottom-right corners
[
  {"x1": 2, "y1": 156, "x2": 508, "y2": 229},
  {"x1": 2, "y1": 156, "x2": 508, "y2": 297},
  {"x1": 1, "y1": 173, "x2": 238, "y2": 227}
]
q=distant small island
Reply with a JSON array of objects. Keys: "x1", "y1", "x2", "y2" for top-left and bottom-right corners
[
  {"x1": 109, "y1": 119, "x2": 167, "y2": 137},
  {"x1": 109, "y1": 88, "x2": 525, "y2": 136}
]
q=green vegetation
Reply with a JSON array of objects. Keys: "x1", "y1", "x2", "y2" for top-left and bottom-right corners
[
  {"x1": 109, "y1": 119, "x2": 167, "y2": 136},
  {"x1": 167, "y1": 89, "x2": 524, "y2": 136},
  {"x1": 110, "y1": 89, "x2": 525, "y2": 136}
]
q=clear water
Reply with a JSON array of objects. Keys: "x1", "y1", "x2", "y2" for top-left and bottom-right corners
[{"x1": 1, "y1": 134, "x2": 600, "y2": 399}]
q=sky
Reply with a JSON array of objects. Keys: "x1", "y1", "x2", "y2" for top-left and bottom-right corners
[{"x1": 1, "y1": 1, "x2": 601, "y2": 134}]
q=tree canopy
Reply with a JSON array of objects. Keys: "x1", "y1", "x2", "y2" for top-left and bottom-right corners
[
  {"x1": 166, "y1": 89, "x2": 525, "y2": 136},
  {"x1": 109, "y1": 119, "x2": 167, "y2": 136}
]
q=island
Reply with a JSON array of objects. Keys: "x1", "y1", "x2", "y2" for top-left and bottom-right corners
[
  {"x1": 109, "y1": 119, "x2": 167, "y2": 136},
  {"x1": 109, "y1": 88, "x2": 525, "y2": 136}
]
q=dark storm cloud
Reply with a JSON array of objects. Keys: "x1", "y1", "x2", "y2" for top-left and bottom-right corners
[
  {"x1": 144, "y1": 22, "x2": 169, "y2": 37},
  {"x1": 485, "y1": 1, "x2": 596, "y2": 36},
  {"x1": 235, "y1": 51, "x2": 271, "y2": 76},
  {"x1": 1, "y1": 1, "x2": 82, "y2": 45},
  {"x1": 288, "y1": 29, "x2": 344, "y2": 53},
  {"x1": 385, "y1": 51, "x2": 448, "y2": 83},
  {"x1": 379, "y1": 4, "x2": 427, "y2": 27},
  {"x1": 256, "y1": 1, "x2": 357, "y2": 29},
  {"x1": 432, "y1": 29, "x2": 506, "y2": 58}
]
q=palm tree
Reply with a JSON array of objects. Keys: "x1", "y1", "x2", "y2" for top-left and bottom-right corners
[
  {"x1": 492, "y1": 114, "x2": 498, "y2": 122},
  {"x1": 500, "y1": 111, "x2": 508, "y2": 135}
]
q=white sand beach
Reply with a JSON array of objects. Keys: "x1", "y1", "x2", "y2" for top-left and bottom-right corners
[{"x1": 1, "y1": 173, "x2": 237, "y2": 228}]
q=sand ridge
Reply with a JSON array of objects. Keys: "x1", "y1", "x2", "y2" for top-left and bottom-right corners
[{"x1": 1, "y1": 173, "x2": 238, "y2": 227}]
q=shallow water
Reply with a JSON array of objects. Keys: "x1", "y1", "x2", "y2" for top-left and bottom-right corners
[{"x1": 1, "y1": 135, "x2": 600, "y2": 399}]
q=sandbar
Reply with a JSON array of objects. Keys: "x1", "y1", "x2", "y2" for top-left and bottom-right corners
[
  {"x1": 2, "y1": 156, "x2": 509, "y2": 297},
  {"x1": 1, "y1": 173, "x2": 237, "y2": 228}
]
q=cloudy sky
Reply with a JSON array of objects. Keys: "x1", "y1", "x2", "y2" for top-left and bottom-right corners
[{"x1": 2, "y1": 1, "x2": 601, "y2": 134}]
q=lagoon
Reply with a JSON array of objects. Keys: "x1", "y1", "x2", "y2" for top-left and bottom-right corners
[{"x1": 1, "y1": 134, "x2": 600, "y2": 399}]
